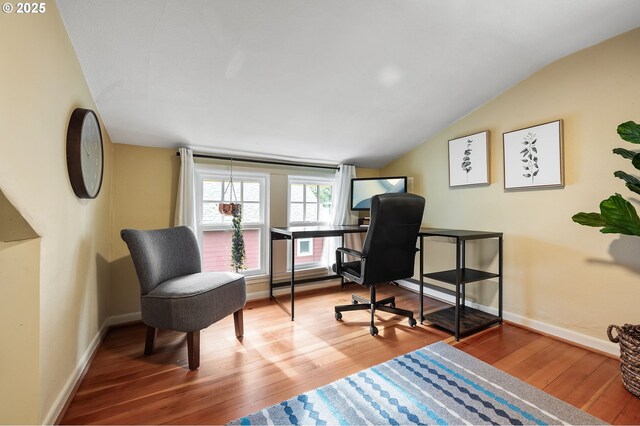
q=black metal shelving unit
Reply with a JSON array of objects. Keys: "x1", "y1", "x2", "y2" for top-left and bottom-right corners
[{"x1": 418, "y1": 228, "x2": 503, "y2": 341}]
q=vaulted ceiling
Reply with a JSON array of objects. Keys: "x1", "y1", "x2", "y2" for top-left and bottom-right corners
[{"x1": 57, "y1": 0, "x2": 640, "y2": 167}]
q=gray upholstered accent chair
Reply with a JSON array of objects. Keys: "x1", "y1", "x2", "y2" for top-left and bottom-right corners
[{"x1": 121, "y1": 226, "x2": 246, "y2": 370}]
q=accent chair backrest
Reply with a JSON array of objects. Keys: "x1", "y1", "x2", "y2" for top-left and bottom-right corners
[
  {"x1": 121, "y1": 226, "x2": 202, "y2": 295},
  {"x1": 361, "y1": 193, "x2": 425, "y2": 285}
]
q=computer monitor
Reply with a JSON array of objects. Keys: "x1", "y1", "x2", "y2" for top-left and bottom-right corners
[{"x1": 350, "y1": 176, "x2": 407, "y2": 211}]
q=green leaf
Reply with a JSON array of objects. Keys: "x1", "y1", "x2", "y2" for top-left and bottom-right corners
[
  {"x1": 626, "y1": 183, "x2": 640, "y2": 196},
  {"x1": 573, "y1": 194, "x2": 640, "y2": 236},
  {"x1": 614, "y1": 170, "x2": 640, "y2": 186},
  {"x1": 600, "y1": 194, "x2": 640, "y2": 235},
  {"x1": 613, "y1": 147, "x2": 637, "y2": 160},
  {"x1": 632, "y1": 154, "x2": 640, "y2": 171},
  {"x1": 618, "y1": 121, "x2": 640, "y2": 144},
  {"x1": 572, "y1": 212, "x2": 607, "y2": 227}
]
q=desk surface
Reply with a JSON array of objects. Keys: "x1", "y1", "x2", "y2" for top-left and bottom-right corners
[
  {"x1": 271, "y1": 226, "x2": 502, "y2": 240},
  {"x1": 419, "y1": 228, "x2": 503, "y2": 240},
  {"x1": 271, "y1": 225, "x2": 366, "y2": 238}
]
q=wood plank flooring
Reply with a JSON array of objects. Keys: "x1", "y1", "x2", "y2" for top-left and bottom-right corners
[{"x1": 60, "y1": 283, "x2": 637, "y2": 424}]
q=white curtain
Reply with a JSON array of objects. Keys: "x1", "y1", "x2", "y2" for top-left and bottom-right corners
[
  {"x1": 325, "y1": 164, "x2": 357, "y2": 268},
  {"x1": 174, "y1": 147, "x2": 197, "y2": 230}
]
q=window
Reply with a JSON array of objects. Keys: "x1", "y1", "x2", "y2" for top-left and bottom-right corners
[
  {"x1": 288, "y1": 177, "x2": 334, "y2": 269},
  {"x1": 196, "y1": 168, "x2": 268, "y2": 277},
  {"x1": 297, "y1": 238, "x2": 313, "y2": 256},
  {"x1": 289, "y1": 181, "x2": 333, "y2": 224}
]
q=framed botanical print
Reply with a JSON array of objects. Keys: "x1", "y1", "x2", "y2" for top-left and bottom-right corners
[
  {"x1": 448, "y1": 130, "x2": 490, "y2": 187},
  {"x1": 503, "y1": 120, "x2": 564, "y2": 190}
]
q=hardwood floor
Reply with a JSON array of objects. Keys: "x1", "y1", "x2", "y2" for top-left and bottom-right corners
[{"x1": 60, "y1": 283, "x2": 637, "y2": 424}]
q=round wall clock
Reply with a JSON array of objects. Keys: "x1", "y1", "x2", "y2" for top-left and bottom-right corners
[{"x1": 66, "y1": 108, "x2": 104, "y2": 199}]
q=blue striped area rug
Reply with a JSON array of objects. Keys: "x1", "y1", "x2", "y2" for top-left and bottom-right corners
[{"x1": 230, "y1": 341, "x2": 605, "y2": 425}]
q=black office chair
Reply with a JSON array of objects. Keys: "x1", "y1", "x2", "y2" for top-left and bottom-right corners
[{"x1": 333, "y1": 193, "x2": 425, "y2": 336}]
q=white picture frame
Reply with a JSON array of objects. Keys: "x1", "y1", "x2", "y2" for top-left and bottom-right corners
[
  {"x1": 503, "y1": 120, "x2": 564, "y2": 190},
  {"x1": 448, "y1": 130, "x2": 490, "y2": 187}
]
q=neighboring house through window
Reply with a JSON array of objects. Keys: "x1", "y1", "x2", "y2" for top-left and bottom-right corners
[
  {"x1": 195, "y1": 167, "x2": 268, "y2": 277},
  {"x1": 288, "y1": 177, "x2": 334, "y2": 269}
]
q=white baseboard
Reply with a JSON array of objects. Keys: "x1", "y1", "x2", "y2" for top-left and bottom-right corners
[
  {"x1": 502, "y1": 311, "x2": 619, "y2": 356},
  {"x1": 103, "y1": 311, "x2": 142, "y2": 327},
  {"x1": 43, "y1": 322, "x2": 109, "y2": 425},
  {"x1": 399, "y1": 280, "x2": 619, "y2": 356},
  {"x1": 43, "y1": 311, "x2": 143, "y2": 424}
]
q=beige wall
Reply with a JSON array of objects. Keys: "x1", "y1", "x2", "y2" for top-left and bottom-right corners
[
  {"x1": 382, "y1": 28, "x2": 640, "y2": 345},
  {"x1": 110, "y1": 145, "x2": 180, "y2": 315},
  {"x1": 0, "y1": 239, "x2": 40, "y2": 424},
  {"x1": 0, "y1": 1, "x2": 113, "y2": 423}
]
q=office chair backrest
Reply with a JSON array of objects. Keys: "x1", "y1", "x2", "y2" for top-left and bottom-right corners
[
  {"x1": 361, "y1": 193, "x2": 425, "y2": 285},
  {"x1": 121, "y1": 226, "x2": 202, "y2": 295}
]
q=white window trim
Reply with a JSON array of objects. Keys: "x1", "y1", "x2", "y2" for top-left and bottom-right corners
[
  {"x1": 195, "y1": 166, "x2": 270, "y2": 277},
  {"x1": 287, "y1": 175, "x2": 335, "y2": 270}
]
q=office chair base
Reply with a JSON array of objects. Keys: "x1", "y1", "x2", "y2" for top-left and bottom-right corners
[{"x1": 334, "y1": 287, "x2": 417, "y2": 334}]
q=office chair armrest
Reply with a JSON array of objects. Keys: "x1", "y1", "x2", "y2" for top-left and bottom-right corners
[
  {"x1": 336, "y1": 247, "x2": 363, "y2": 258},
  {"x1": 335, "y1": 247, "x2": 365, "y2": 276}
]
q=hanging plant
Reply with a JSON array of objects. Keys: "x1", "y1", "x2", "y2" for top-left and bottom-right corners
[
  {"x1": 230, "y1": 206, "x2": 246, "y2": 272},
  {"x1": 218, "y1": 159, "x2": 246, "y2": 272},
  {"x1": 219, "y1": 202, "x2": 241, "y2": 216}
]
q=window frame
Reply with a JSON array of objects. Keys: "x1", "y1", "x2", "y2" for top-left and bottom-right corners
[
  {"x1": 287, "y1": 177, "x2": 335, "y2": 226},
  {"x1": 287, "y1": 175, "x2": 335, "y2": 270},
  {"x1": 195, "y1": 166, "x2": 269, "y2": 277}
]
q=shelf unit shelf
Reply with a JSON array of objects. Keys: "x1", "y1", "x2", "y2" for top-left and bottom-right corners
[
  {"x1": 418, "y1": 228, "x2": 503, "y2": 341},
  {"x1": 423, "y1": 306, "x2": 502, "y2": 337},
  {"x1": 423, "y1": 268, "x2": 499, "y2": 285}
]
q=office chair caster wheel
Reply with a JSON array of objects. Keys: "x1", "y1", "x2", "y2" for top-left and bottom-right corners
[
  {"x1": 351, "y1": 299, "x2": 358, "y2": 305},
  {"x1": 369, "y1": 326, "x2": 379, "y2": 336},
  {"x1": 389, "y1": 302, "x2": 396, "y2": 308},
  {"x1": 335, "y1": 312, "x2": 342, "y2": 321},
  {"x1": 408, "y1": 317, "x2": 417, "y2": 327}
]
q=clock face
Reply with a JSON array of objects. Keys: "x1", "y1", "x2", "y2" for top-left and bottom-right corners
[
  {"x1": 67, "y1": 108, "x2": 104, "y2": 199},
  {"x1": 80, "y1": 113, "x2": 103, "y2": 198}
]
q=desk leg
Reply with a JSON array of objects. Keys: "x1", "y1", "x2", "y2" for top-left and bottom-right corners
[
  {"x1": 419, "y1": 235, "x2": 424, "y2": 323},
  {"x1": 455, "y1": 239, "x2": 461, "y2": 341},
  {"x1": 290, "y1": 236, "x2": 295, "y2": 321},
  {"x1": 340, "y1": 234, "x2": 345, "y2": 287},
  {"x1": 498, "y1": 236, "x2": 503, "y2": 321},
  {"x1": 269, "y1": 232, "x2": 274, "y2": 300}
]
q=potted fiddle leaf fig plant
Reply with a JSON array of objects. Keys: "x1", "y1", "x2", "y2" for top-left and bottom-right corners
[
  {"x1": 573, "y1": 121, "x2": 640, "y2": 235},
  {"x1": 572, "y1": 120, "x2": 640, "y2": 398}
]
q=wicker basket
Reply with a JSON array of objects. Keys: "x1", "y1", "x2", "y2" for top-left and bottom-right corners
[{"x1": 608, "y1": 323, "x2": 640, "y2": 398}]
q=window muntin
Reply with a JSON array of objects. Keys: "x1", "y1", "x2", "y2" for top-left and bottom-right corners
[
  {"x1": 196, "y1": 169, "x2": 268, "y2": 277},
  {"x1": 202, "y1": 179, "x2": 262, "y2": 225},
  {"x1": 289, "y1": 182, "x2": 333, "y2": 225}
]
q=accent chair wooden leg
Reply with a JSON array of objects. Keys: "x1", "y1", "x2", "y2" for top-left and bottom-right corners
[
  {"x1": 144, "y1": 326, "x2": 157, "y2": 356},
  {"x1": 234, "y1": 309, "x2": 244, "y2": 338},
  {"x1": 187, "y1": 330, "x2": 200, "y2": 370}
]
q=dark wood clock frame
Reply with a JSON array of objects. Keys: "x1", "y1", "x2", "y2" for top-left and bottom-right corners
[{"x1": 66, "y1": 108, "x2": 104, "y2": 199}]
